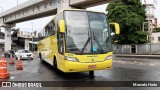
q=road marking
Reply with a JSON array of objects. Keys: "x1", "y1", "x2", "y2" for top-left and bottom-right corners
[{"x1": 113, "y1": 60, "x2": 157, "y2": 66}]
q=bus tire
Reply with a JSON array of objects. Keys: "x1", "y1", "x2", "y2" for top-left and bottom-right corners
[
  {"x1": 89, "y1": 71, "x2": 94, "y2": 78},
  {"x1": 53, "y1": 56, "x2": 58, "y2": 70},
  {"x1": 39, "y1": 53, "x2": 44, "y2": 63}
]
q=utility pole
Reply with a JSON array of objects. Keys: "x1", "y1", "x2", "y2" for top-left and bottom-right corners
[{"x1": 32, "y1": 22, "x2": 33, "y2": 52}]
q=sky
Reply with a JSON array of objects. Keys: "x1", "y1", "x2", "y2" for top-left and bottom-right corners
[{"x1": 0, "y1": 0, "x2": 159, "y2": 33}]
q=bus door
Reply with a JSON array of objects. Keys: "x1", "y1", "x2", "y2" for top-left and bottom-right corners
[{"x1": 57, "y1": 12, "x2": 65, "y2": 68}]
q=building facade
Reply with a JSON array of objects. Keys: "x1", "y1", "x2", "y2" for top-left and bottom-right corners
[
  {"x1": 151, "y1": 32, "x2": 160, "y2": 43},
  {"x1": 0, "y1": 29, "x2": 38, "y2": 52},
  {"x1": 12, "y1": 29, "x2": 38, "y2": 51}
]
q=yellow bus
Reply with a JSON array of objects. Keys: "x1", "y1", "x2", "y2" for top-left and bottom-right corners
[{"x1": 38, "y1": 9, "x2": 120, "y2": 77}]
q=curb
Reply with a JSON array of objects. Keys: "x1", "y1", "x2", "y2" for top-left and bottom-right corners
[{"x1": 116, "y1": 54, "x2": 160, "y2": 59}]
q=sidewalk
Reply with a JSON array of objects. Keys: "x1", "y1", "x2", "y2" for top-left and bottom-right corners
[{"x1": 115, "y1": 54, "x2": 160, "y2": 59}]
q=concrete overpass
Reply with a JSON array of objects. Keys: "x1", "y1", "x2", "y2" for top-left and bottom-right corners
[{"x1": 0, "y1": 0, "x2": 117, "y2": 51}]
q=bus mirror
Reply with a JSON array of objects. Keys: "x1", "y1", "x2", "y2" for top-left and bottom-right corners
[
  {"x1": 60, "y1": 20, "x2": 65, "y2": 33},
  {"x1": 109, "y1": 23, "x2": 120, "y2": 35}
]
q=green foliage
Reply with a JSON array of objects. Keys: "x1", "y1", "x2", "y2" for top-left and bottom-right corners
[
  {"x1": 107, "y1": 0, "x2": 148, "y2": 44},
  {"x1": 153, "y1": 27, "x2": 160, "y2": 33}
]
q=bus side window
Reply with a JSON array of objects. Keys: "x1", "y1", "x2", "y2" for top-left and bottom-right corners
[
  {"x1": 51, "y1": 19, "x2": 56, "y2": 35},
  {"x1": 42, "y1": 29, "x2": 45, "y2": 39},
  {"x1": 45, "y1": 26, "x2": 48, "y2": 37},
  {"x1": 38, "y1": 33, "x2": 41, "y2": 41}
]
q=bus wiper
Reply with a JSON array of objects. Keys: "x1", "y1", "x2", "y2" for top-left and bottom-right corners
[
  {"x1": 80, "y1": 37, "x2": 91, "y2": 54},
  {"x1": 92, "y1": 32, "x2": 104, "y2": 53},
  {"x1": 81, "y1": 30, "x2": 91, "y2": 54}
]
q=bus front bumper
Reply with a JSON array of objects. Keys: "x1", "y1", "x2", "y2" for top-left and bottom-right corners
[{"x1": 63, "y1": 60, "x2": 112, "y2": 72}]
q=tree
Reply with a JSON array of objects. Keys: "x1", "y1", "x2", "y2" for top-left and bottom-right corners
[
  {"x1": 107, "y1": 0, "x2": 148, "y2": 44},
  {"x1": 153, "y1": 27, "x2": 160, "y2": 33}
]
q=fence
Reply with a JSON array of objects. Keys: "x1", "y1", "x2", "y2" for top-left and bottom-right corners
[{"x1": 113, "y1": 43, "x2": 160, "y2": 54}]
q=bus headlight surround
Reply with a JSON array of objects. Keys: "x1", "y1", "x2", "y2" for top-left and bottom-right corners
[
  {"x1": 104, "y1": 55, "x2": 112, "y2": 61},
  {"x1": 65, "y1": 57, "x2": 79, "y2": 62}
]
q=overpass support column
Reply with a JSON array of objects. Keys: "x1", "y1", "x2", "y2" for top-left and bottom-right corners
[
  {"x1": 25, "y1": 38, "x2": 30, "y2": 50},
  {"x1": 4, "y1": 28, "x2": 12, "y2": 51}
]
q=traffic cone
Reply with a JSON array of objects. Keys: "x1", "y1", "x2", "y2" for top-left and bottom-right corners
[
  {"x1": 16, "y1": 56, "x2": 23, "y2": 70},
  {"x1": 9, "y1": 54, "x2": 14, "y2": 64},
  {"x1": 1, "y1": 55, "x2": 7, "y2": 66},
  {"x1": 0, "y1": 60, "x2": 10, "y2": 79},
  {"x1": 1, "y1": 55, "x2": 5, "y2": 60}
]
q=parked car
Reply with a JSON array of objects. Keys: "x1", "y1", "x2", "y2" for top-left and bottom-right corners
[
  {"x1": 15, "y1": 50, "x2": 33, "y2": 60},
  {"x1": 4, "y1": 50, "x2": 15, "y2": 58}
]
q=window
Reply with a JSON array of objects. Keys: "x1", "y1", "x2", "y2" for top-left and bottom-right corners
[
  {"x1": 38, "y1": 30, "x2": 43, "y2": 41},
  {"x1": 51, "y1": 19, "x2": 56, "y2": 35},
  {"x1": 45, "y1": 25, "x2": 50, "y2": 37},
  {"x1": 42, "y1": 29, "x2": 45, "y2": 38},
  {"x1": 64, "y1": 11, "x2": 111, "y2": 54},
  {"x1": 57, "y1": 12, "x2": 64, "y2": 55},
  {"x1": 48, "y1": 23, "x2": 52, "y2": 36},
  {"x1": 38, "y1": 17, "x2": 56, "y2": 41}
]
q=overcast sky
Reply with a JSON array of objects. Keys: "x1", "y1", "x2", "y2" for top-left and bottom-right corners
[{"x1": 0, "y1": 0, "x2": 159, "y2": 33}]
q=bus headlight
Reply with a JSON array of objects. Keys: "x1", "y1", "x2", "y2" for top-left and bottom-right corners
[
  {"x1": 104, "y1": 55, "x2": 112, "y2": 61},
  {"x1": 65, "y1": 57, "x2": 79, "y2": 62}
]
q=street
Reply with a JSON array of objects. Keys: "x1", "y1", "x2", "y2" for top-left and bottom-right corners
[
  {"x1": 0, "y1": 55, "x2": 160, "y2": 90},
  {"x1": 0, "y1": 0, "x2": 159, "y2": 90}
]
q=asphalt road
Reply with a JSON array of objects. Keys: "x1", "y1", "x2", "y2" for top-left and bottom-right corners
[{"x1": 0, "y1": 55, "x2": 160, "y2": 90}]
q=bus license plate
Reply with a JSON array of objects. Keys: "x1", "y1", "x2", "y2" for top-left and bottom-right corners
[{"x1": 88, "y1": 65, "x2": 96, "y2": 69}]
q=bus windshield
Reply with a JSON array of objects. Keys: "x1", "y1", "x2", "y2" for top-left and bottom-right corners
[{"x1": 64, "y1": 10, "x2": 111, "y2": 54}]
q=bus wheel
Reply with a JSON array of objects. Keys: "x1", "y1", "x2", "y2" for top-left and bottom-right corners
[
  {"x1": 53, "y1": 57, "x2": 58, "y2": 70},
  {"x1": 89, "y1": 71, "x2": 94, "y2": 78}
]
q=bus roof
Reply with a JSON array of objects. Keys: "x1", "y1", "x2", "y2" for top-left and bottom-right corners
[{"x1": 60, "y1": 9, "x2": 105, "y2": 14}]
